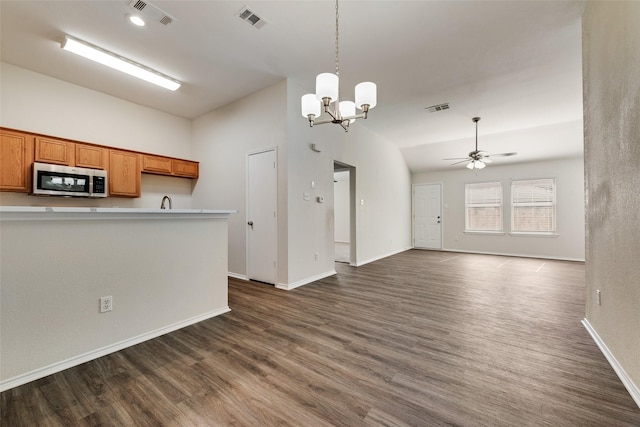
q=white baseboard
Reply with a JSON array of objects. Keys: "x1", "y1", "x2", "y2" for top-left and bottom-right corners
[
  {"x1": 276, "y1": 270, "x2": 336, "y2": 291},
  {"x1": 434, "y1": 248, "x2": 585, "y2": 262},
  {"x1": 355, "y1": 247, "x2": 412, "y2": 267},
  {"x1": 582, "y1": 318, "x2": 640, "y2": 408},
  {"x1": 0, "y1": 306, "x2": 231, "y2": 392},
  {"x1": 228, "y1": 272, "x2": 248, "y2": 281}
]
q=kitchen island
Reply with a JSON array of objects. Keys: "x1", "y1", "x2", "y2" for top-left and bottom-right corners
[{"x1": 0, "y1": 206, "x2": 236, "y2": 391}]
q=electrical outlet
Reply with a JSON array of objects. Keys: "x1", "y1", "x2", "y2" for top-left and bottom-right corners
[
  {"x1": 596, "y1": 290, "x2": 601, "y2": 306},
  {"x1": 100, "y1": 296, "x2": 113, "y2": 313},
  {"x1": 314, "y1": 252, "x2": 319, "y2": 261}
]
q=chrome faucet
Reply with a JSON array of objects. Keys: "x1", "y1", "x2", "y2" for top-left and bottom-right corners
[{"x1": 160, "y1": 195, "x2": 172, "y2": 210}]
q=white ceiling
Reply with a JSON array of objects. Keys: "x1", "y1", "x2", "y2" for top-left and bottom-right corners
[{"x1": 0, "y1": 0, "x2": 586, "y2": 172}]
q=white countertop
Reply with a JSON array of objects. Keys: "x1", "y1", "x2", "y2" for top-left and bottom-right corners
[
  {"x1": 0, "y1": 206, "x2": 238, "y2": 220},
  {"x1": 0, "y1": 206, "x2": 236, "y2": 214}
]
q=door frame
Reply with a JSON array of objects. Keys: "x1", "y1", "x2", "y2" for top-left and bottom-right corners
[
  {"x1": 333, "y1": 161, "x2": 356, "y2": 265},
  {"x1": 412, "y1": 182, "x2": 443, "y2": 250},
  {"x1": 246, "y1": 147, "x2": 278, "y2": 284}
]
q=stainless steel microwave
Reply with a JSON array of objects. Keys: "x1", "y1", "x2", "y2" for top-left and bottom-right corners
[{"x1": 32, "y1": 162, "x2": 108, "y2": 198}]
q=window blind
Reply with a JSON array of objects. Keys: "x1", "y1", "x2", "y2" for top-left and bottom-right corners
[
  {"x1": 465, "y1": 182, "x2": 503, "y2": 232},
  {"x1": 511, "y1": 178, "x2": 556, "y2": 232}
]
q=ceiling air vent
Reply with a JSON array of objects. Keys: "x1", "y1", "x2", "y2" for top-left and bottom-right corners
[
  {"x1": 238, "y1": 6, "x2": 266, "y2": 29},
  {"x1": 425, "y1": 103, "x2": 450, "y2": 113},
  {"x1": 128, "y1": 0, "x2": 176, "y2": 26}
]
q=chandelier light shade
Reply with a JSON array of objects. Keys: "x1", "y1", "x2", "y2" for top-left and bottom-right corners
[
  {"x1": 355, "y1": 82, "x2": 377, "y2": 110},
  {"x1": 301, "y1": 94, "x2": 321, "y2": 118},
  {"x1": 61, "y1": 35, "x2": 181, "y2": 91},
  {"x1": 316, "y1": 73, "x2": 339, "y2": 104},
  {"x1": 301, "y1": 0, "x2": 377, "y2": 131},
  {"x1": 339, "y1": 101, "x2": 356, "y2": 124}
]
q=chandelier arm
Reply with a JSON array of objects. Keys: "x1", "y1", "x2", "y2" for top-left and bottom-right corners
[
  {"x1": 341, "y1": 113, "x2": 367, "y2": 121},
  {"x1": 312, "y1": 117, "x2": 335, "y2": 126},
  {"x1": 324, "y1": 105, "x2": 340, "y2": 121}
]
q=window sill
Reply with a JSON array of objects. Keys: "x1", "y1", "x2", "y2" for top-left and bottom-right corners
[
  {"x1": 509, "y1": 232, "x2": 559, "y2": 238},
  {"x1": 464, "y1": 231, "x2": 505, "y2": 236}
]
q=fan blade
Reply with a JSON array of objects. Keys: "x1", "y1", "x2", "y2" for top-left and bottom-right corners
[
  {"x1": 450, "y1": 159, "x2": 471, "y2": 165},
  {"x1": 443, "y1": 157, "x2": 470, "y2": 160},
  {"x1": 486, "y1": 152, "x2": 517, "y2": 158}
]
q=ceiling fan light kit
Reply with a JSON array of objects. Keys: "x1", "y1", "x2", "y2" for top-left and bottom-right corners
[
  {"x1": 444, "y1": 116, "x2": 517, "y2": 170},
  {"x1": 300, "y1": 0, "x2": 377, "y2": 132}
]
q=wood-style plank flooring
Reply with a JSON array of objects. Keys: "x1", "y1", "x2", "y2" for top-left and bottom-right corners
[{"x1": 2, "y1": 250, "x2": 639, "y2": 426}]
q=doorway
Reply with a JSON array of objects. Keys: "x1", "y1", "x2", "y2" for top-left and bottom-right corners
[
  {"x1": 413, "y1": 183, "x2": 442, "y2": 249},
  {"x1": 333, "y1": 161, "x2": 356, "y2": 265},
  {"x1": 247, "y1": 148, "x2": 277, "y2": 284}
]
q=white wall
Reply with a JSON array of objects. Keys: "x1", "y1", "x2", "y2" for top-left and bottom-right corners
[
  {"x1": 340, "y1": 125, "x2": 414, "y2": 265},
  {"x1": 582, "y1": 1, "x2": 640, "y2": 404},
  {"x1": 191, "y1": 80, "x2": 289, "y2": 282},
  {"x1": 334, "y1": 171, "x2": 350, "y2": 243},
  {"x1": 192, "y1": 78, "x2": 412, "y2": 287},
  {"x1": 413, "y1": 157, "x2": 585, "y2": 261},
  {"x1": 0, "y1": 63, "x2": 194, "y2": 208},
  {"x1": 0, "y1": 211, "x2": 230, "y2": 390},
  {"x1": 287, "y1": 80, "x2": 413, "y2": 275}
]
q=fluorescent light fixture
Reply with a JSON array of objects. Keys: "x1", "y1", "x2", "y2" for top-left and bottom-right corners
[{"x1": 61, "y1": 35, "x2": 180, "y2": 91}]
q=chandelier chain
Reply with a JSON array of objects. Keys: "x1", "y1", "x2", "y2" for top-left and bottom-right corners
[{"x1": 335, "y1": 0, "x2": 340, "y2": 76}]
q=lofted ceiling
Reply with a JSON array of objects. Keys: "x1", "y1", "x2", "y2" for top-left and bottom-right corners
[{"x1": 0, "y1": 0, "x2": 586, "y2": 172}]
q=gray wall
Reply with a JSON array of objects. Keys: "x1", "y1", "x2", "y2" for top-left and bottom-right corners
[
  {"x1": 413, "y1": 157, "x2": 585, "y2": 261},
  {"x1": 192, "y1": 79, "x2": 412, "y2": 287},
  {"x1": 583, "y1": 1, "x2": 640, "y2": 399}
]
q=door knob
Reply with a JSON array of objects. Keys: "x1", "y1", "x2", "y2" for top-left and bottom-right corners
[{"x1": 248, "y1": 221, "x2": 254, "y2": 228}]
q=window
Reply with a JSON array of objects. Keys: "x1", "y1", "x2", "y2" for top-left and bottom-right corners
[
  {"x1": 511, "y1": 178, "x2": 556, "y2": 233},
  {"x1": 465, "y1": 181, "x2": 503, "y2": 232}
]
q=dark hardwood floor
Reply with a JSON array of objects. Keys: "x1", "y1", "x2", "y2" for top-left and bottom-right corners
[{"x1": 2, "y1": 250, "x2": 639, "y2": 426}]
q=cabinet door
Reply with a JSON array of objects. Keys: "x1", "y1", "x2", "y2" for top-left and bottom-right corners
[
  {"x1": 142, "y1": 154, "x2": 172, "y2": 175},
  {"x1": 76, "y1": 144, "x2": 106, "y2": 169},
  {"x1": 109, "y1": 150, "x2": 140, "y2": 197},
  {"x1": 0, "y1": 130, "x2": 34, "y2": 192},
  {"x1": 35, "y1": 137, "x2": 74, "y2": 165},
  {"x1": 172, "y1": 159, "x2": 199, "y2": 178}
]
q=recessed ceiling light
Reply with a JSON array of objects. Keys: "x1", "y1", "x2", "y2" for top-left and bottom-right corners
[{"x1": 128, "y1": 14, "x2": 146, "y2": 27}]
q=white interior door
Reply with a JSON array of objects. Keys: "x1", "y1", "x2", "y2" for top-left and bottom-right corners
[
  {"x1": 247, "y1": 149, "x2": 277, "y2": 284},
  {"x1": 414, "y1": 183, "x2": 442, "y2": 249}
]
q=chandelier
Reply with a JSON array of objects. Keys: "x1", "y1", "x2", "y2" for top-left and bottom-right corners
[{"x1": 300, "y1": 0, "x2": 377, "y2": 132}]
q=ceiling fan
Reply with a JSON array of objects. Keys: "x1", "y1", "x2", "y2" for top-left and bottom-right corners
[{"x1": 444, "y1": 117, "x2": 517, "y2": 170}]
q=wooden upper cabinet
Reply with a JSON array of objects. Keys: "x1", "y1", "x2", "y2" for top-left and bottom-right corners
[
  {"x1": 142, "y1": 154, "x2": 199, "y2": 179},
  {"x1": 108, "y1": 150, "x2": 141, "y2": 197},
  {"x1": 172, "y1": 159, "x2": 199, "y2": 178},
  {"x1": 35, "y1": 136, "x2": 74, "y2": 166},
  {"x1": 0, "y1": 129, "x2": 34, "y2": 192},
  {"x1": 142, "y1": 154, "x2": 172, "y2": 175},
  {"x1": 1, "y1": 128, "x2": 199, "y2": 197},
  {"x1": 76, "y1": 144, "x2": 106, "y2": 169}
]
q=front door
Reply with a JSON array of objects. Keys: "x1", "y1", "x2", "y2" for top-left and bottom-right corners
[
  {"x1": 414, "y1": 183, "x2": 442, "y2": 249},
  {"x1": 247, "y1": 149, "x2": 277, "y2": 284}
]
